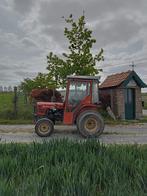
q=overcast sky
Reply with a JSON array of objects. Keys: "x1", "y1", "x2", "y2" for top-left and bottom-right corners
[{"x1": 0, "y1": 0, "x2": 147, "y2": 91}]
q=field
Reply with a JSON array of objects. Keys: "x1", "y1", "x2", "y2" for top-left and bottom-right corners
[
  {"x1": 0, "y1": 92, "x2": 33, "y2": 120},
  {"x1": 0, "y1": 140, "x2": 147, "y2": 195}
]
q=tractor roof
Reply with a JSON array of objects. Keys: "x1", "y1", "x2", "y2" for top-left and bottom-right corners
[{"x1": 67, "y1": 75, "x2": 100, "y2": 82}]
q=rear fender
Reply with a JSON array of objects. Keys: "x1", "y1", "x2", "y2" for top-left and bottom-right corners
[{"x1": 73, "y1": 105, "x2": 101, "y2": 124}]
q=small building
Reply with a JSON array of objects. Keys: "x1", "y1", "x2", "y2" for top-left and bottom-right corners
[{"x1": 99, "y1": 70, "x2": 147, "y2": 120}]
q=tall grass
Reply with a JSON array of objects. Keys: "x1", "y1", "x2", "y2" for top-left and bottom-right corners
[
  {"x1": 0, "y1": 140, "x2": 146, "y2": 195},
  {"x1": 0, "y1": 92, "x2": 33, "y2": 120}
]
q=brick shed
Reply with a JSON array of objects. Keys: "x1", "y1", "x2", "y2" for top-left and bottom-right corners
[{"x1": 99, "y1": 70, "x2": 147, "y2": 120}]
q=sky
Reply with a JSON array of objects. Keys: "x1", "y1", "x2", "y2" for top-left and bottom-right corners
[{"x1": 0, "y1": 0, "x2": 147, "y2": 91}]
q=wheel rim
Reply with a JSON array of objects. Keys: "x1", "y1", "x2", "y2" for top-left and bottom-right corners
[
  {"x1": 39, "y1": 122, "x2": 50, "y2": 133},
  {"x1": 84, "y1": 117, "x2": 99, "y2": 133}
]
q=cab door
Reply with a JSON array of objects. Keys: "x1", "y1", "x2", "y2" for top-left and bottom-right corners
[
  {"x1": 125, "y1": 88, "x2": 135, "y2": 119},
  {"x1": 63, "y1": 80, "x2": 91, "y2": 124}
]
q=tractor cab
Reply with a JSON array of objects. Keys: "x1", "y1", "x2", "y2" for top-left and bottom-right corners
[
  {"x1": 64, "y1": 76, "x2": 101, "y2": 124},
  {"x1": 35, "y1": 75, "x2": 104, "y2": 138}
]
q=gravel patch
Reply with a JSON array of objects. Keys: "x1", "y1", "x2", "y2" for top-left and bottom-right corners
[{"x1": 0, "y1": 124, "x2": 147, "y2": 144}]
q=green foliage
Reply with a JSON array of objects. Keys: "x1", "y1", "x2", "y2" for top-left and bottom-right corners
[
  {"x1": 0, "y1": 140, "x2": 146, "y2": 195},
  {"x1": 20, "y1": 73, "x2": 57, "y2": 94},
  {"x1": 47, "y1": 15, "x2": 104, "y2": 87}
]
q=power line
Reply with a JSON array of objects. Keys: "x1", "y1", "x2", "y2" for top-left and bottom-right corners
[
  {"x1": 104, "y1": 57, "x2": 147, "y2": 61},
  {"x1": 100, "y1": 59, "x2": 147, "y2": 68},
  {"x1": 102, "y1": 57, "x2": 147, "y2": 65}
]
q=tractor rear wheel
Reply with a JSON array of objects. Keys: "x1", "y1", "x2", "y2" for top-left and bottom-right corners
[
  {"x1": 77, "y1": 111, "x2": 104, "y2": 138},
  {"x1": 35, "y1": 118, "x2": 54, "y2": 137}
]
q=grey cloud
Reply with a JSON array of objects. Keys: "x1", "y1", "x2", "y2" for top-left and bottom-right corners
[
  {"x1": 121, "y1": 40, "x2": 144, "y2": 55},
  {"x1": 93, "y1": 16, "x2": 141, "y2": 47},
  {"x1": 15, "y1": 71, "x2": 37, "y2": 78},
  {"x1": 0, "y1": 70, "x2": 19, "y2": 86},
  {"x1": 12, "y1": 0, "x2": 35, "y2": 15},
  {"x1": 38, "y1": 0, "x2": 146, "y2": 25},
  {"x1": 109, "y1": 40, "x2": 144, "y2": 55},
  {"x1": 39, "y1": 0, "x2": 83, "y2": 26},
  {"x1": 21, "y1": 37, "x2": 38, "y2": 48},
  {"x1": 0, "y1": 6, "x2": 20, "y2": 34},
  {"x1": 0, "y1": 74, "x2": 12, "y2": 81},
  {"x1": 0, "y1": 32, "x2": 43, "y2": 61},
  {"x1": 83, "y1": 0, "x2": 145, "y2": 21},
  {"x1": 0, "y1": 63, "x2": 19, "y2": 71},
  {"x1": 0, "y1": 64, "x2": 10, "y2": 71},
  {"x1": 42, "y1": 26, "x2": 67, "y2": 49},
  {"x1": 0, "y1": 0, "x2": 8, "y2": 7}
]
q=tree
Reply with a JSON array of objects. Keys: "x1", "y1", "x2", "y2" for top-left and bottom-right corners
[
  {"x1": 47, "y1": 14, "x2": 104, "y2": 87},
  {"x1": 20, "y1": 73, "x2": 57, "y2": 95}
]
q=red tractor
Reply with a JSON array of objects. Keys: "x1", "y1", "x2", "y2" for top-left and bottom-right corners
[{"x1": 34, "y1": 76, "x2": 104, "y2": 138}]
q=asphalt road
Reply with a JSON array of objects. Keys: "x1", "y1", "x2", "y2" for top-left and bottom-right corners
[{"x1": 0, "y1": 123, "x2": 147, "y2": 144}]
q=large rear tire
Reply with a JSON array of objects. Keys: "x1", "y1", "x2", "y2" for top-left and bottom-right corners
[
  {"x1": 35, "y1": 118, "x2": 54, "y2": 137},
  {"x1": 77, "y1": 111, "x2": 104, "y2": 138}
]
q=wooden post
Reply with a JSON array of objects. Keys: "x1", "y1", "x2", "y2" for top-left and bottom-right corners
[
  {"x1": 24, "y1": 92, "x2": 28, "y2": 104},
  {"x1": 13, "y1": 86, "x2": 18, "y2": 118}
]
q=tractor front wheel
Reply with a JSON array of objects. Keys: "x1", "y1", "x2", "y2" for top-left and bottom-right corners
[
  {"x1": 35, "y1": 118, "x2": 54, "y2": 137},
  {"x1": 77, "y1": 111, "x2": 104, "y2": 138}
]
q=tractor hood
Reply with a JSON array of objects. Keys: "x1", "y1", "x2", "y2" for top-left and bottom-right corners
[{"x1": 37, "y1": 102, "x2": 64, "y2": 110}]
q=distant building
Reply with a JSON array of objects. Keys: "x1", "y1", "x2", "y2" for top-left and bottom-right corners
[{"x1": 100, "y1": 70, "x2": 147, "y2": 120}]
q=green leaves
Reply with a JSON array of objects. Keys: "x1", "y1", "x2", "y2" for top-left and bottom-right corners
[
  {"x1": 20, "y1": 73, "x2": 58, "y2": 94},
  {"x1": 46, "y1": 14, "x2": 104, "y2": 88}
]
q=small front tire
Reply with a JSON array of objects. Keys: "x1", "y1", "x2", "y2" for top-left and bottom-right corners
[{"x1": 35, "y1": 118, "x2": 54, "y2": 137}]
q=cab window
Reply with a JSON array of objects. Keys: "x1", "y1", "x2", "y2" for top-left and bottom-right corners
[{"x1": 68, "y1": 81, "x2": 90, "y2": 105}]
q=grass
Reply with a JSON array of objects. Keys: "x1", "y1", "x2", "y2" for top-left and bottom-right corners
[
  {"x1": 105, "y1": 116, "x2": 147, "y2": 125},
  {"x1": 0, "y1": 119, "x2": 33, "y2": 125},
  {"x1": 0, "y1": 140, "x2": 146, "y2": 196},
  {"x1": 0, "y1": 92, "x2": 33, "y2": 121},
  {"x1": 101, "y1": 109, "x2": 147, "y2": 125}
]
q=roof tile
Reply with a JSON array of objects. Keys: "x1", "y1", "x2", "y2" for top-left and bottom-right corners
[{"x1": 100, "y1": 70, "x2": 132, "y2": 89}]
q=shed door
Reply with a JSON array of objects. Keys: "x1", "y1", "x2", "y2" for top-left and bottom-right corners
[{"x1": 125, "y1": 88, "x2": 135, "y2": 119}]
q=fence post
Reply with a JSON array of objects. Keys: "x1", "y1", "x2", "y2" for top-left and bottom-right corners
[
  {"x1": 24, "y1": 92, "x2": 28, "y2": 104},
  {"x1": 13, "y1": 86, "x2": 18, "y2": 118}
]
